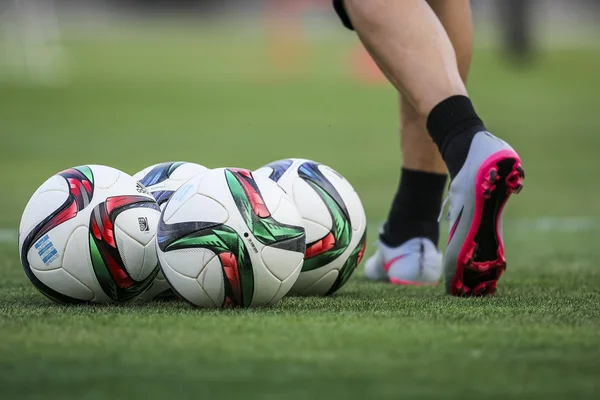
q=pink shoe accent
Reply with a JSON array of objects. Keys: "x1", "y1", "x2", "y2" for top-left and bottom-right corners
[
  {"x1": 389, "y1": 277, "x2": 439, "y2": 287},
  {"x1": 383, "y1": 254, "x2": 407, "y2": 273},
  {"x1": 450, "y1": 149, "x2": 524, "y2": 297}
]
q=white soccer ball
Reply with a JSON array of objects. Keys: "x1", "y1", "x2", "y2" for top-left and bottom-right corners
[
  {"x1": 255, "y1": 159, "x2": 367, "y2": 296},
  {"x1": 19, "y1": 165, "x2": 161, "y2": 303},
  {"x1": 132, "y1": 161, "x2": 208, "y2": 300},
  {"x1": 157, "y1": 168, "x2": 306, "y2": 308}
]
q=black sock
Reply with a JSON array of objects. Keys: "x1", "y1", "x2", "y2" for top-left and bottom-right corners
[
  {"x1": 381, "y1": 168, "x2": 448, "y2": 248},
  {"x1": 426, "y1": 95, "x2": 486, "y2": 179}
]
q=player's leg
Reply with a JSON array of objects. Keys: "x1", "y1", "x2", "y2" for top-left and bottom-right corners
[
  {"x1": 342, "y1": 0, "x2": 467, "y2": 117},
  {"x1": 337, "y1": 0, "x2": 524, "y2": 295},
  {"x1": 393, "y1": 0, "x2": 476, "y2": 242},
  {"x1": 364, "y1": 0, "x2": 473, "y2": 285}
]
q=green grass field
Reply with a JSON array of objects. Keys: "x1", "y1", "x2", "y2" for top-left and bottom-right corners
[{"x1": 1, "y1": 24, "x2": 600, "y2": 399}]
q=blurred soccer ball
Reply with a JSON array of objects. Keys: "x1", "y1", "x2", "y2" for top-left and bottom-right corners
[
  {"x1": 19, "y1": 165, "x2": 161, "y2": 303},
  {"x1": 255, "y1": 159, "x2": 367, "y2": 296},
  {"x1": 157, "y1": 168, "x2": 306, "y2": 308},
  {"x1": 133, "y1": 162, "x2": 208, "y2": 300}
]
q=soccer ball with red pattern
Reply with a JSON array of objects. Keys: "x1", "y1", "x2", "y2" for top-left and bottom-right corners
[
  {"x1": 19, "y1": 165, "x2": 161, "y2": 303},
  {"x1": 255, "y1": 159, "x2": 367, "y2": 296}
]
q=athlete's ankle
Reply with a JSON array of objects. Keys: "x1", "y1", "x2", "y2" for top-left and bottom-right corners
[
  {"x1": 380, "y1": 168, "x2": 447, "y2": 247},
  {"x1": 426, "y1": 95, "x2": 486, "y2": 179}
]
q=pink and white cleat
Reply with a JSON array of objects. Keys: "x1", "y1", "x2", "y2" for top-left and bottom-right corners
[
  {"x1": 364, "y1": 237, "x2": 442, "y2": 286},
  {"x1": 443, "y1": 132, "x2": 524, "y2": 296}
]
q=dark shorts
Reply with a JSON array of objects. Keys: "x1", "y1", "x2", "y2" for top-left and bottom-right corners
[{"x1": 333, "y1": 0, "x2": 354, "y2": 30}]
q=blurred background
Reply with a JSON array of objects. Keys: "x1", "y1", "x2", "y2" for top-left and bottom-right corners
[{"x1": 0, "y1": 0, "x2": 599, "y2": 246}]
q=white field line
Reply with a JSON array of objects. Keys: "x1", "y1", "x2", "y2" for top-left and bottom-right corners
[
  {"x1": 509, "y1": 217, "x2": 599, "y2": 233},
  {"x1": 1, "y1": 217, "x2": 598, "y2": 245}
]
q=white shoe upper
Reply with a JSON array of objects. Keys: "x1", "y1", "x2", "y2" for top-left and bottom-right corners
[
  {"x1": 446, "y1": 132, "x2": 514, "y2": 228},
  {"x1": 443, "y1": 131, "x2": 514, "y2": 287},
  {"x1": 364, "y1": 237, "x2": 442, "y2": 285}
]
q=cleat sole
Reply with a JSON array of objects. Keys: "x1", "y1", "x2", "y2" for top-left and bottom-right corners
[{"x1": 450, "y1": 150, "x2": 525, "y2": 297}]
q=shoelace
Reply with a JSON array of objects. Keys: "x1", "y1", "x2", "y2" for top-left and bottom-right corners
[{"x1": 438, "y1": 196, "x2": 451, "y2": 223}]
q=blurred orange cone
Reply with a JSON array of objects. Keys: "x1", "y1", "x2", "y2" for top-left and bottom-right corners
[
  {"x1": 266, "y1": 0, "x2": 312, "y2": 77},
  {"x1": 351, "y1": 45, "x2": 386, "y2": 85}
]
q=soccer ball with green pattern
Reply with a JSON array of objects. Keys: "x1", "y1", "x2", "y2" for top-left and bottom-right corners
[
  {"x1": 255, "y1": 159, "x2": 367, "y2": 296},
  {"x1": 156, "y1": 168, "x2": 306, "y2": 308},
  {"x1": 19, "y1": 165, "x2": 161, "y2": 303}
]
